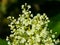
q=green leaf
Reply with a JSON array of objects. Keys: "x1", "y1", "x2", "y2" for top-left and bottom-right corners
[
  {"x1": 0, "y1": 38, "x2": 8, "y2": 45},
  {"x1": 49, "y1": 14, "x2": 60, "y2": 37}
]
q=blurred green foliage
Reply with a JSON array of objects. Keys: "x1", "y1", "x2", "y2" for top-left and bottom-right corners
[
  {"x1": 49, "y1": 14, "x2": 60, "y2": 37},
  {"x1": 0, "y1": 38, "x2": 7, "y2": 45}
]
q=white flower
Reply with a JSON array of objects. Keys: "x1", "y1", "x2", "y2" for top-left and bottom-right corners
[
  {"x1": 25, "y1": 3, "x2": 27, "y2": 6},
  {"x1": 8, "y1": 41, "x2": 11, "y2": 45},
  {"x1": 26, "y1": 30, "x2": 34, "y2": 35},
  {"x1": 50, "y1": 30, "x2": 52, "y2": 33},
  {"x1": 22, "y1": 9, "x2": 26, "y2": 13},
  {"x1": 31, "y1": 36, "x2": 35, "y2": 40},
  {"x1": 25, "y1": 43, "x2": 29, "y2": 45},
  {"x1": 29, "y1": 11, "x2": 31, "y2": 13},
  {"x1": 10, "y1": 34, "x2": 14, "y2": 37},
  {"x1": 6, "y1": 3, "x2": 60, "y2": 45},
  {"x1": 21, "y1": 5, "x2": 24, "y2": 9},
  {"x1": 35, "y1": 34, "x2": 41, "y2": 42},
  {"x1": 20, "y1": 38, "x2": 26, "y2": 43},
  {"x1": 27, "y1": 5, "x2": 31, "y2": 9},
  {"x1": 52, "y1": 35, "x2": 55, "y2": 38},
  {"x1": 12, "y1": 17, "x2": 14, "y2": 19},
  {"x1": 16, "y1": 21, "x2": 19, "y2": 24},
  {"x1": 18, "y1": 18, "x2": 20, "y2": 21},
  {"x1": 27, "y1": 38, "x2": 31, "y2": 42},
  {"x1": 55, "y1": 39, "x2": 60, "y2": 44},
  {"x1": 40, "y1": 29, "x2": 48, "y2": 38},
  {"x1": 7, "y1": 16, "x2": 11, "y2": 19},
  {"x1": 31, "y1": 14, "x2": 33, "y2": 17}
]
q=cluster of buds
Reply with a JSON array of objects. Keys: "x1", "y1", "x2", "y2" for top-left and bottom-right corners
[{"x1": 6, "y1": 3, "x2": 60, "y2": 45}]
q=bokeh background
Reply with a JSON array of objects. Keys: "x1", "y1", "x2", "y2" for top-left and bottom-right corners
[{"x1": 0, "y1": 0, "x2": 60, "y2": 45}]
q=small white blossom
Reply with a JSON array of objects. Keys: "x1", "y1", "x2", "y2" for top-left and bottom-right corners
[
  {"x1": 52, "y1": 35, "x2": 55, "y2": 38},
  {"x1": 10, "y1": 34, "x2": 14, "y2": 37},
  {"x1": 20, "y1": 38, "x2": 26, "y2": 43},
  {"x1": 25, "y1": 3, "x2": 27, "y2": 6},
  {"x1": 8, "y1": 41, "x2": 11, "y2": 45},
  {"x1": 29, "y1": 11, "x2": 31, "y2": 13},
  {"x1": 31, "y1": 14, "x2": 33, "y2": 17},
  {"x1": 27, "y1": 5, "x2": 31, "y2": 9},
  {"x1": 7, "y1": 16, "x2": 11, "y2": 19},
  {"x1": 16, "y1": 21, "x2": 19, "y2": 24},
  {"x1": 50, "y1": 30, "x2": 52, "y2": 33},
  {"x1": 21, "y1": 5, "x2": 24, "y2": 9}
]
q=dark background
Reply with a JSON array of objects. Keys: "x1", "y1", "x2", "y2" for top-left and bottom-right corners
[{"x1": 0, "y1": 0, "x2": 60, "y2": 45}]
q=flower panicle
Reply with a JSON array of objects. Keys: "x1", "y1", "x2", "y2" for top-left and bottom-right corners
[{"x1": 6, "y1": 3, "x2": 60, "y2": 45}]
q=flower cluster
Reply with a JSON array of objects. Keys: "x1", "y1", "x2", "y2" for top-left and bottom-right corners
[{"x1": 6, "y1": 3, "x2": 60, "y2": 45}]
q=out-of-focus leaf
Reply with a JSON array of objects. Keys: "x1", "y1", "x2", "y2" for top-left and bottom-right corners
[
  {"x1": 49, "y1": 14, "x2": 60, "y2": 37},
  {"x1": 0, "y1": 38, "x2": 8, "y2": 45}
]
